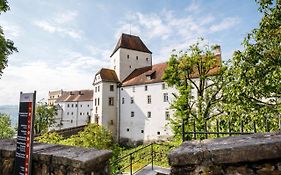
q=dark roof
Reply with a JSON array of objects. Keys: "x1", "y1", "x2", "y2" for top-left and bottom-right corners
[
  {"x1": 95, "y1": 68, "x2": 119, "y2": 83},
  {"x1": 122, "y1": 62, "x2": 221, "y2": 87},
  {"x1": 110, "y1": 33, "x2": 152, "y2": 57},
  {"x1": 56, "y1": 90, "x2": 93, "y2": 102},
  {"x1": 122, "y1": 62, "x2": 168, "y2": 86}
]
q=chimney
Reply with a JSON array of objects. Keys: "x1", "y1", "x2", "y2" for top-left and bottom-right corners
[
  {"x1": 79, "y1": 91, "x2": 83, "y2": 95},
  {"x1": 70, "y1": 91, "x2": 74, "y2": 95},
  {"x1": 214, "y1": 45, "x2": 221, "y2": 56}
]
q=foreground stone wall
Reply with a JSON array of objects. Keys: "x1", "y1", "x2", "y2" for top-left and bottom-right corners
[
  {"x1": 168, "y1": 132, "x2": 281, "y2": 175},
  {"x1": 0, "y1": 139, "x2": 112, "y2": 175}
]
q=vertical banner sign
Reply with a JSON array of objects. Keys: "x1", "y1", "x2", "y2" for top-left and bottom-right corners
[{"x1": 15, "y1": 92, "x2": 36, "y2": 175}]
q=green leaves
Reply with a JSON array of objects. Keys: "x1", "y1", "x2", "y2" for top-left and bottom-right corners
[
  {"x1": 0, "y1": 0, "x2": 17, "y2": 77},
  {"x1": 0, "y1": 113, "x2": 15, "y2": 139},
  {"x1": 34, "y1": 103, "x2": 56, "y2": 135},
  {"x1": 163, "y1": 38, "x2": 224, "y2": 138}
]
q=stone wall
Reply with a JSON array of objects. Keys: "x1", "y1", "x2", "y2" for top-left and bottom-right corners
[
  {"x1": 168, "y1": 132, "x2": 281, "y2": 175},
  {"x1": 0, "y1": 139, "x2": 112, "y2": 175}
]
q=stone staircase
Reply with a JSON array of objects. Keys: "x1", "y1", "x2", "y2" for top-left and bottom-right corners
[{"x1": 134, "y1": 165, "x2": 170, "y2": 175}]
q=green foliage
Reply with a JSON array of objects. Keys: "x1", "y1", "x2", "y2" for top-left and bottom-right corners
[
  {"x1": 163, "y1": 38, "x2": 225, "y2": 139},
  {"x1": 0, "y1": 0, "x2": 17, "y2": 77},
  {"x1": 0, "y1": 113, "x2": 15, "y2": 139},
  {"x1": 34, "y1": 103, "x2": 56, "y2": 135},
  {"x1": 35, "y1": 132, "x2": 64, "y2": 144},
  {"x1": 60, "y1": 123, "x2": 113, "y2": 149},
  {"x1": 222, "y1": 0, "x2": 281, "y2": 128}
]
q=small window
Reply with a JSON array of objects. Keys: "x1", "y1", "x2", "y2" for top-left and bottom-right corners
[
  {"x1": 71, "y1": 112, "x2": 74, "y2": 115},
  {"x1": 132, "y1": 86, "x2": 135, "y2": 92},
  {"x1": 80, "y1": 104, "x2": 82, "y2": 107},
  {"x1": 80, "y1": 112, "x2": 82, "y2": 115},
  {"x1": 131, "y1": 97, "x2": 134, "y2": 104},
  {"x1": 110, "y1": 85, "x2": 114, "y2": 91},
  {"x1": 146, "y1": 57, "x2": 149, "y2": 61},
  {"x1": 129, "y1": 65, "x2": 132, "y2": 68},
  {"x1": 141, "y1": 130, "x2": 144, "y2": 133},
  {"x1": 162, "y1": 83, "x2": 166, "y2": 90},
  {"x1": 122, "y1": 97, "x2": 125, "y2": 104},
  {"x1": 144, "y1": 85, "x2": 147, "y2": 91},
  {"x1": 71, "y1": 120, "x2": 73, "y2": 123},
  {"x1": 67, "y1": 104, "x2": 70, "y2": 108},
  {"x1": 67, "y1": 112, "x2": 69, "y2": 115},
  {"x1": 95, "y1": 87, "x2": 97, "y2": 92},
  {"x1": 114, "y1": 66, "x2": 116, "y2": 70},
  {"x1": 71, "y1": 104, "x2": 74, "y2": 107},
  {"x1": 109, "y1": 97, "x2": 114, "y2": 106},
  {"x1": 121, "y1": 88, "x2": 124, "y2": 91},
  {"x1": 98, "y1": 98, "x2": 100, "y2": 106},
  {"x1": 131, "y1": 111, "x2": 134, "y2": 117},
  {"x1": 87, "y1": 112, "x2": 89, "y2": 115},
  {"x1": 136, "y1": 56, "x2": 138, "y2": 60},
  {"x1": 127, "y1": 55, "x2": 129, "y2": 59},
  {"x1": 157, "y1": 131, "x2": 160, "y2": 135},
  {"x1": 98, "y1": 86, "x2": 100, "y2": 92},
  {"x1": 147, "y1": 95, "x2": 151, "y2": 104},
  {"x1": 110, "y1": 120, "x2": 114, "y2": 125},
  {"x1": 164, "y1": 93, "x2": 168, "y2": 102},
  {"x1": 87, "y1": 104, "x2": 90, "y2": 107},
  {"x1": 95, "y1": 98, "x2": 97, "y2": 106},
  {"x1": 147, "y1": 111, "x2": 151, "y2": 118},
  {"x1": 146, "y1": 75, "x2": 151, "y2": 80},
  {"x1": 75, "y1": 104, "x2": 78, "y2": 107},
  {"x1": 127, "y1": 128, "x2": 130, "y2": 132},
  {"x1": 165, "y1": 111, "x2": 170, "y2": 120},
  {"x1": 95, "y1": 107, "x2": 98, "y2": 113}
]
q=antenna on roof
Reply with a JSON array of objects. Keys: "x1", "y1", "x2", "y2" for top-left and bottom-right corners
[{"x1": 129, "y1": 23, "x2": 131, "y2": 35}]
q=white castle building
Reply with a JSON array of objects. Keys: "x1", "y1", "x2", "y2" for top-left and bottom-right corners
[
  {"x1": 50, "y1": 90, "x2": 93, "y2": 130},
  {"x1": 93, "y1": 33, "x2": 221, "y2": 144}
]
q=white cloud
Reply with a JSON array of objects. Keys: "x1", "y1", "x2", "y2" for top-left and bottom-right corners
[
  {"x1": 34, "y1": 10, "x2": 82, "y2": 39},
  {"x1": 0, "y1": 52, "x2": 109, "y2": 105},
  {"x1": 185, "y1": 0, "x2": 200, "y2": 13},
  {"x1": 1, "y1": 21, "x2": 22, "y2": 38},
  {"x1": 210, "y1": 17, "x2": 240, "y2": 32}
]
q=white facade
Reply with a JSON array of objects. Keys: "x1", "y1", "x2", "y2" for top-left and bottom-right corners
[
  {"x1": 52, "y1": 90, "x2": 93, "y2": 130},
  {"x1": 119, "y1": 82, "x2": 177, "y2": 143},
  {"x1": 111, "y1": 48, "x2": 152, "y2": 82},
  {"x1": 93, "y1": 81, "x2": 118, "y2": 137}
]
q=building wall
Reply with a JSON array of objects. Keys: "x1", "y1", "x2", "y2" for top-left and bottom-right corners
[
  {"x1": 93, "y1": 81, "x2": 118, "y2": 137},
  {"x1": 111, "y1": 48, "x2": 152, "y2": 82},
  {"x1": 48, "y1": 90, "x2": 63, "y2": 105},
  {"x1": 53, "y1": 101, "x2": 92, "y2": 130},
  {"x1": 119, "y1": 82, "x2": 177, "y2": 143}
]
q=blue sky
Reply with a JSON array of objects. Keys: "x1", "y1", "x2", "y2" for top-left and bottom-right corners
[{"x1": 0, "y1": 0, "x2": 262, "y2": 105}]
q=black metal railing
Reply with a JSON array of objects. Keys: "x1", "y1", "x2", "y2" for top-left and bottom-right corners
[
  {"x1": 111, "y1": 143, "x2": 174, "y2": 175},
  {"x1": 182, "y1": 117, "x2": 280, "y2": 141}
]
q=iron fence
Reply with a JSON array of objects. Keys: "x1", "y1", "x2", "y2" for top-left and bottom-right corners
[
  {"x1": 182, "y1": 117, "x2": 281, "y2": 141},
  {"x1": 111, "y1": 143, "x2": 174, "y2": 175}
]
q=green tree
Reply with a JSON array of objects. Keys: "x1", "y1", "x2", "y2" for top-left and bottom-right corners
[
  {"x1": 34, "y1": 103, "x2": 56, "y2": 134},
  {"x1": 163, "y1": 39, "x2": 225, "y2": 139},
  {"x1": 0, "y1": 0, "x2": 18, "y2": 77},
  {"x1": 0, "y1": 113, "x2": 15, "y2": 139},
  {"x1": 223, "y1": 0, "x2": 281, "y2": 131}
]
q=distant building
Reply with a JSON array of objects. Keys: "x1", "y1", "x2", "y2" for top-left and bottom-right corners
[
  {"x1": 93, "y1": 33, "x2": 221, "y2": 144},
  {"x1": 51, "y1": 90, "x2": 93, "y2": 130},
  {"x1": 48, "y1": 90, "x2": 64, "y2": 106}
]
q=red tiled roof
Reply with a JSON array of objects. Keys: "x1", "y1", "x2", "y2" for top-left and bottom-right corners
[
  {"x1": 110, "y1": 33, "x2": 152, "y2": 57},
  {"x1": 122, "y1": 62, "x2": 221, "y2": 87},
  {"x1": 56, "y1": 90, "x2": 93, "y2": 102},
  {"x1": 95, "y1": 68, "x2": 119, "y2": 83}
]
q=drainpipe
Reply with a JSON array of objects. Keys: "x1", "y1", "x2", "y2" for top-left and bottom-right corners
[
  {"x1": 76, "y1": 101, "x2": 79, "y2": 127},
  {"x1": 118, "y1": 84, "x2": 121, "y2": 143}
]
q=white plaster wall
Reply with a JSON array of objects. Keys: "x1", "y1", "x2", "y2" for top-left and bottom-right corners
[
  {"x1": 93, "y1": 82, "x2": 103, "y2": 125},
  {"x1": 54, "y1": 101, "x2": 92, "y2": 130},
  {"x1": 119, "y1": 82, "x2": 177, "y2": 142},
  {"x1": 93, "y1": 81, "x2": 118, "y2": 137},
  {"x1": 111, "y1": 48, "x2": 152, "y2": 82}
]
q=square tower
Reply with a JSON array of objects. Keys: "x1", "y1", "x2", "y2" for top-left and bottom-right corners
[{"x1": 110, "y1": 33, "x2": 152, "y2": 82}]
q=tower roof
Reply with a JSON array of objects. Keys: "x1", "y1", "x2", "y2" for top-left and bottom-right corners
[{"x1": 110, "y1": 33, "x2": 152, "y2": 57}]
